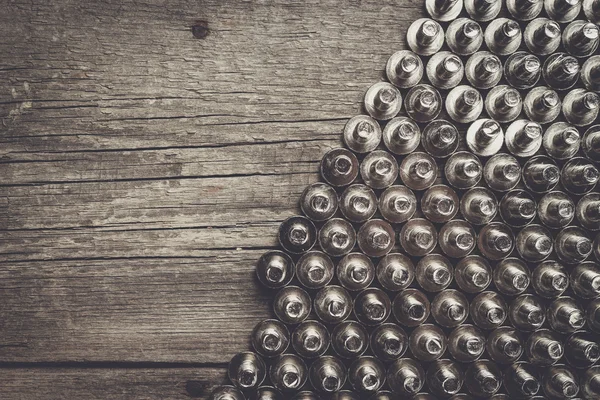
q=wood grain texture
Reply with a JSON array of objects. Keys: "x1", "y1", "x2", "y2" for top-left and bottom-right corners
[
  {"x1": 0, "y1": 0, "x2": 421, "y2": 395},
  {"x1": 0, "y1": 367, "x2": 228, "y2": 399}
]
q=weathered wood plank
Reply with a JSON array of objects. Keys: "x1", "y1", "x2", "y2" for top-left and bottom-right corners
[
  {"x1": 0, "y1": 251, "x2": 272, "y2": 362},
  {"x1": 0, "y1": 367, "x2": 228, "y2": 399},
  {"x1": 1, "y1": 172, "x2": 317, "y2": 232},
  {"x1": 0, "y1": 0, "x2": 425, "y2": 374},
  {"x1": 0, "y1": 141, "x2": 333, "y2": 185},
  {"x1": 0, "y1": 0, "x2": 419, "y2": 153}
]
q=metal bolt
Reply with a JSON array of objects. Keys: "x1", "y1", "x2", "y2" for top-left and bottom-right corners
[
  {"x1": 507, "y1": 0, "x2": 543, "y2": 20},
  {"x1": 364, "y1": 82, "x2": 402, "y2": 121},
  {"x1": 562, "y1": 20, "x2": 600, "y2": 58},
  {"x1": 542, "y1": 122, "x2": 581, "y2": 160},
  {"x1": 524, "y1": 18, "x2": 562, "y2": 55},
  {"x1": 421, "y1": 119, "x2": 459, "y2": 158},
  {"x1": 545, "y1": 0, "x2": 582, "y2": 23},
  {"x1": 378, "y1": 185, "x2": 417, "y2": 224},
  {"x1": 343, "y1": 115, "x2": 382, "y2": 153},
  {"x1": 542, "y1": 52, "x2": 580, "y2": 90},
  {"x1": 407, "y1": 18, "x2": 445, "y2": 56},
  {"x1": 484, "y1": 18, "x2": 522, "y2": 56},
  {"x1": 382, "y1": 116, "x2": 421, "y2": 155},
  {"x1": 504, "y1": 51, "x2": 541, "y2": 89},
  {"x1": 386, "y1": 50, "x2": 424, "y2": 89},
  {"x1": 466, "y1": 118, "x2": 504, "y2": 156},
  {"x1": 404, "y1": 84, "x2": 443, "y2": 123},
  {"x1": 465, "y1": 51, "x2": 503, "y2": 89},
  {"x1": 445, "y1": 85, "x2": 483, "y2": 124}
]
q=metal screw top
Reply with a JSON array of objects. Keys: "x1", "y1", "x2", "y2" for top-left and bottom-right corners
[
  {"x1": 364, "y1": 82, "x2": 402, "y2": 121},
  {"x1": 386, "y1": 50, "x2": 424, "y2": 88},
  {"x1": 407, "y1": 18, "x2": 445, "y2": 56},
  {"x1": 466, "y1": 51, "x2": 503, "y2": 89},
  {"x1": 484, "y1": 18, "x2": 522, "y2": 55}
]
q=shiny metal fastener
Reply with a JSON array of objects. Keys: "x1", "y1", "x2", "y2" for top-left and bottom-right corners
[
  {"x1": 466, "y1": 118, "x2": 504, "y2": 156},
  {"x1": 273, "y1": 286, "x2": 311, "y2": 325},
  {"x1": 465, "y1": 51, "x2": 502, "y2": 89},
  {"x1": 542, "y1": 53, "x2": 580, "y2": 90},
  {"x1": 416, "y1": 253, "x2": 454, "y2": 292},
  {"x1": 483, "y1": 153, "x2": 521, "y2": 192},
  {"x1": 399, "y1": 151, "x2": 438, "y2": 191},
  {"x1": 421, "y1": 184, "x2": 459, "y2": 223},
  {"x1": 386, "y1": 50, "x2": 424, "y2": 89},
  {"x1": 522, "y1": 155, "x2": 560, "y2": 194},
  {"x1": 584, "y1": 0, "x2": 600, "y2": 22},
  {"x1": 336, "y1": 252, "x2": 375, "y2": 292},
  {"x1": 493, "y1": 258, "x2": 531, "y2": 296},
  {"x1": 360, "y1": 150, "x2": 399, "y2": 189},
  {"x1": 364, "y1": 82, "x2": 402, "y2": 121},
  {"x1": 292, "y1": 320, "x2": 330, "y2": 359},
  {"x1": 339, "y1": 184, "x2": 377, "y2": 223},
  {"x1": 484, "y1": 18, "x2": 522, "y2": 56},
  {"x1": 278, "y1": 216, "x2": 317, "y2": 254},
  {"x1": 296, "y1": 251, "x2": 334, "y2": 290},
  {"x1": 545, "y1": 0, "x2": 582, "y2": 23},
  {"x1": 504, "y1": 51, "x2": 541, "y2": 89},
  {"x1": 455, "y1": 255, "x2": 492, "y2": 293},
  {"x1": 507, "y1": 0, "x2": 543, "y2": 20},
  {"x1": 300, "y1": 182, "x2": 338, "y2": 222},
  {"x1": 576, "y1": 192, "x2": 600, "y2": 231},
  {"x1": 532, "y1": 261, "x2": 569, "y2": 299},
  {"x1": 445, "y1": 151, "x2": 482, "y2": 189},
  {"x1": 523, "y1": 87, "x2": 561, "y2": 123},
  {"x1": 426, "y1": 0, "x2": 463, "y2": 21},
  {"x1": 555, "y1": 226, "x2": 593, "y2": 264},
  {"x1": 377, "y1": 253, "x2": 415, "y2": 292},
  {"x1": 465, "y1": 0, "x2": 502, "y2": 21},
  {"x1": 562, "y1": 20, "x2": 599, "y2": 58},
  {"x1": 460, "y1": 187, "x2": 498, "y2": 225},
  {"x1": 487, "y1": 326, "x2": 524, "y2": 365},
  {"x1": 320, "y1": 148, "x2": 359, "y2": 187},
  {"x1": 538, "y1": 191, "x2": 575, "y2": 229},
  {"x1": 446, "y1": 18, "x2": 483, "y2": 56},
  {"x1": 343, "y1": 115, "x2": 381, "y2": 153},
  {"x1": 378, "y1": 185, "x2": 417, "y2": 224},
  {"x1": 448, "y1": 324, "x2": 486, "y2": 362},
  {"x1": 581, "y1": 55, "x2": 600, "y2": 92},
  {"x1": 439, "y1": 219, "x2": 477, "y2": 258},
  {"x1": 561, "y1": 157, "x2": 600, "y2": 194},
  {"x1": 524, "y1": 18, "x2": 562, "y2": 55},
  {"x1": 318, "y1": 218, "x2": 356, "y2": 257},
  {"x1": 582, "y1": 124, "x2": 600, "y2": 162},
  {"x1": 499, "y1": 189, "x2": 537, "y2": 228},
  {"x1": 382, "y1": 116, "x2": 421, "y2": 155},
  {"x1": 515, "y1": 224, "x2": 554, "y2": 262},
  {"x1": 404, "y1": 84, "x2": 443, "y2": 123},
  {"x1": 370, "y1": 323, "x2": 408, "y2": 362},
  {"x1": 407, "y1": 18, "x2": 445, "y2": 56},
  {"x1": 504, "y1": 120, "x2": 543, "y2": 158},
  {"x1": 446, "y1": 85, "x2": 483, "y2": 124},
  {"x1": 477, "y1": 221, "x2": 515, "y2": 260},
  {"x1": 426, "y1": 51, "x2": 464, "y2": 90},
  {"x1": 484, "y1": 86, "x2": 522, "y2": 123},
  {"x1": 357, "y1": 219, "x2": 395, "y2": 258},
  {"x1": 421, "y1": 119, "x2": 459, "y2": 158},
  {"x1": 399, "y1": 218, "x2": 438, "y2": 257},
  {"x1": 542, "y1": 122, "x2": 581, "y2": 160}
]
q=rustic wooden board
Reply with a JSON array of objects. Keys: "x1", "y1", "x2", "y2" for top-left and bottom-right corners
[
  {"x1": 0, "y1": 0, "x2": 422, "y2": 396},
  {"x1": 0, "y1": 367, "x2": 228, "y2": 399}
]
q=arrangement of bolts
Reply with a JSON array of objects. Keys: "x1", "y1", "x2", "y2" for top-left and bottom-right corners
[{"x1": 210, "y1": 0, "x2": 600, "y2": 399}]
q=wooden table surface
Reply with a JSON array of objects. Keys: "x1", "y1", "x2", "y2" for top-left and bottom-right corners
[{"x1": 0, "y1": 0, "x2": 420, "y2": 398}]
